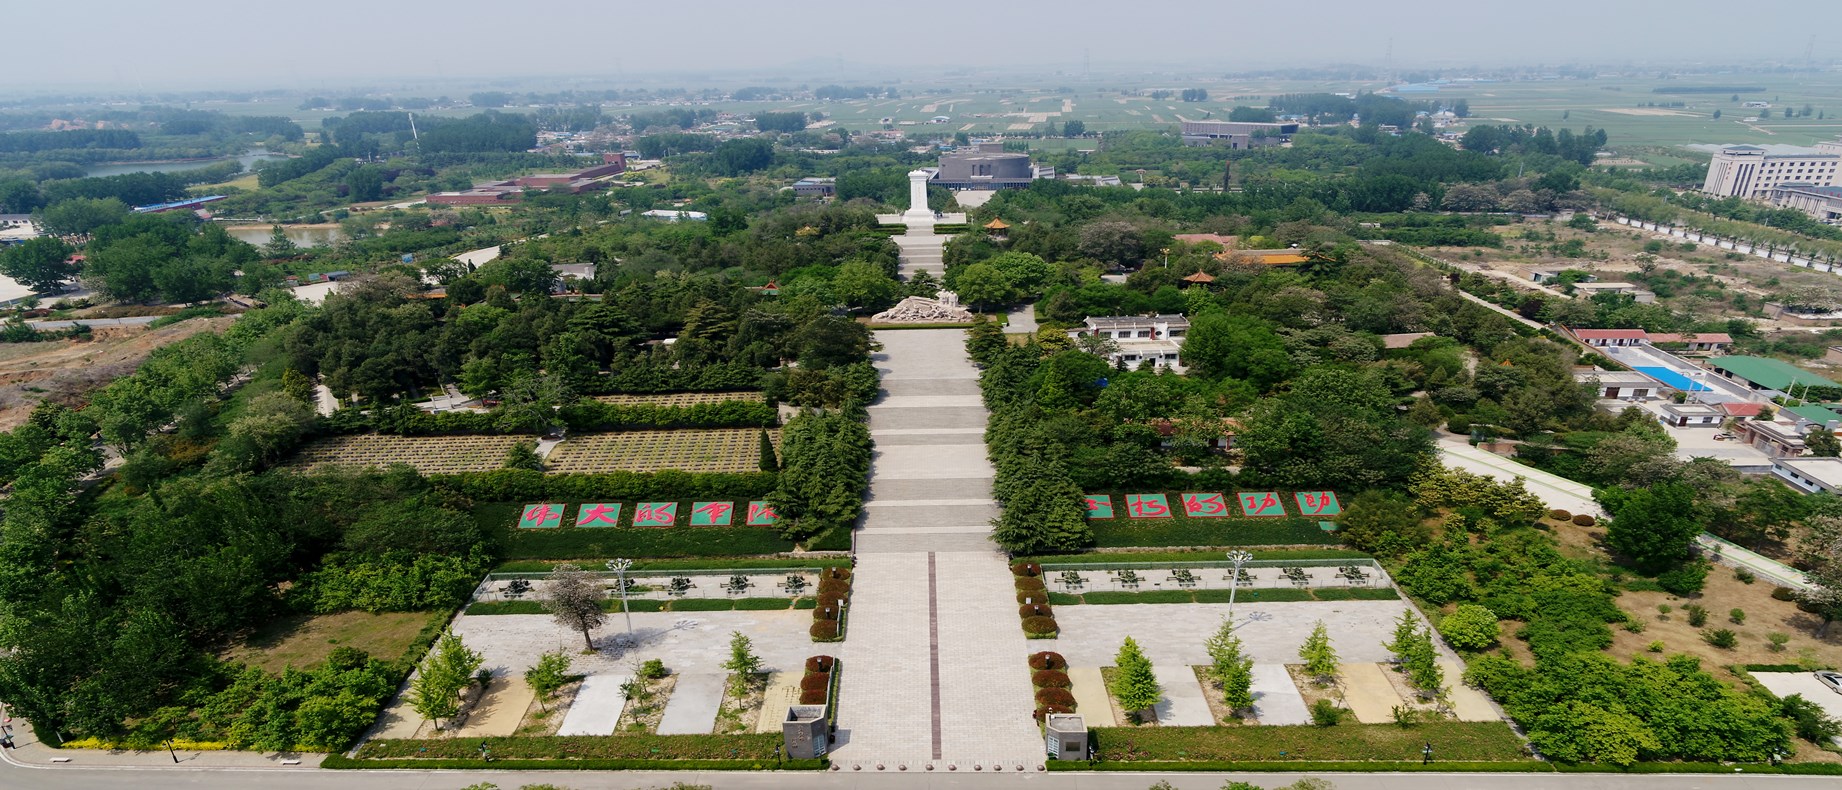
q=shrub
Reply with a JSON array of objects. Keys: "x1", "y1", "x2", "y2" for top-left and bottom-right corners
[
  {"x1": 1549, "y1": 510, "x2": 1572, "y2": 521},
  {"x1": 1771, "y1": 586, "x2": 1798, "y2": 601},
  {"x1": 1035, "y1": 687, "x2": 1076, "y2": 707},
  {"x1": 817, "y1": 578, "x2": 850, "y2": 597},
  {"x1": 1702, "y1": 628, "x2": 1738, "y2": 649},
  {"x1": 1571, "y1": 514, "x2": 1596, "y2": 526},
  {"x1": 1019, "y1": 604, "x2": 1051, "y2": 618},
  {"x1": 1437, "y1": 604, "x2": 1501, "y2": 650},
  {"x1": 1658, "y1": 562, "x2": 1709, "y2": 596},
  {"x1": 1014, "y1": 576, "x2": 1046, "y2": 592},
  {"x1": 1779, "y1": 694, "x2": 1842, "y2": 743},
  {"x1": 1011, "y1": 562, "x2": 1041, "y2": 577},
  {"x1": 1021, "y1": 616, "x2": 1059, "y2": 637},
  {"x1": 639, "y1": 659, "x2": 668, "y2": 680},
  {"x1": 1684, "y1": 604, "x2": 1708, "y2": 627},
  {"x1": 1017, "y1": 589, "x2": 1051, "y2": 604},
  {"x1": 809, "y1": 621, "x2": 839, "y2": 640},
  {"x1": 799, "y1": 688, "x2": 826, "y2": 705},
  {"x1": 805, "y1": 656, "x2": 835, "y2": 673},
  {"x1": 1033, "y1": 703, "x2": 1073, "y2": 722},
  {"x1": 1768, "y1": 632, "x2": 1791, "y2": 652},
  {"x1": 824, "y1": 567, "x2": 851, "y2": 581},
  {"x1": 1309, "y1": 699, "x2": 1346, "y2": 727},
  {"x1": 1647, "y1": 640, "x2": 1665, "y2": 653},
  {"x1": 799, "y1": 673, "x2": 830, "y2": 692},
  {"x1": 1623, "y1": 618, "x2": 1647, "y2": 634},
  {"x1": 1735, "y1": 568, "x2": 1756, "y2": 584},
  {"x1": 1658, "y1": 604, "x2": 1672, "y2": 616},
  {"x1": 1032, "y1": 670, "x2": 1072, "y2": 689},
  {"x1": 1029, "y1": 651, "x2": 1066, "y2": 671},
  {"x1": 1729, "y1": 608, "x2": 1746, "y2": 625},
  {"x1": 813, "y1": 603, "x2": 840, "y2": 621}
]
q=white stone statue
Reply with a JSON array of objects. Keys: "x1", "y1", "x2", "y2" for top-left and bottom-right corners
[
  {"x1": 870, "y1": 294, "x2": 974, "y2": 324},
  {"x1": 903, "y1": 169, "x2": 933, "y2": 220}
]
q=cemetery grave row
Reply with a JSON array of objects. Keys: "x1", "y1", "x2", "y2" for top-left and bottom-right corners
[{"x1": 545, "y1": 429, "x2": 779, "y2": 475}]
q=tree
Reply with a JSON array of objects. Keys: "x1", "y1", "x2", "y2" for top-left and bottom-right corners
[
  {"x1": 1438, "y1": 604, "x2": 1501, "y2": 650},
  {"x1": 38, "y1": 197, "x2": 130, "y2": 235},
  {"x1": 1713, "y1": 109, "x2": 1723, "y2": 120},
  {"x1": 1806, "y1": 427, "x2": 1841, "y2": 457},
  {"x1": 0, "y1": 236, "x2": 77, "y2": 293},
  {"x1": 524, "y1": 650, "x2": 572, "y2": 712},
  {"x1": 1179, "y1": 312, "x2": 1292, "y2": 387},
  {"x1": 1078, "y1": 221, "x2": 1144, "y2": 269},
  {"x1": 408, "y1": 630, "x2": 482, "y2": 728},
  {"x1": 1338, "y1": 490, "x2": 1428, "y2": 556},
  {"x1": 754, "y1": 111, "x2": 807, "y2": 133},
  {"x1": 830, "y1": 260, "x2": 899, "y2": 312},
  {"x1": 1204, "y1": 619, "x2": 1254, "y2": 717},
  {"x1": 722, "y1": 631, "x2": 762, "y2": 695},
  {"x1": 1387, "y1": 611, "x2": 1442, "y2": 700},
  {"x1": 1298, "y1": 620, "x2": 1339, "y2": 685},
  {"x1": 542, "y1": 563, "x2": 607, "y2": 651},
  {"x1": 503, "y1": 440, "x2": 543, "y2": 471},
  {"x1": 712, "y1": 138, "x2": 774, "y2": 175},
  {"x1": 1062, "y1": 120, "x2": 1086, "y2": 138},
  {"x1": 263, "y1": 226, "x2": 297, "y2": 259},
  {"x1": 344, "y1": 166, "x2": 385, "y2": 202},
  {"x1": 951, "y1": 262, "x2": 1016, "y2": 311},
  {"x1": 1603, "y1": 482, "x2": 1702, "y2": 574},
  {"x1": 1453, "y1": 99, "x2": 1470, "y2": 118},
  {"x1": 1110, "y1": 636, "x2": 1160, "y2": 720},
  {"x1": 1800, "y1": 515, "x2": 1842, "y2": 636}
]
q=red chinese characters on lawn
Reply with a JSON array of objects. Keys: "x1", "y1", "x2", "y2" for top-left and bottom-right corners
[{"x1": 1182, "y1": 492, "x2": 1230, "y2": 518}]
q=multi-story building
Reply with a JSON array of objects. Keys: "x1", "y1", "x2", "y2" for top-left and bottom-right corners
[
  {"x1": 1765, "y1": 183, "x2": 1842, "y2": 224},
  {"x1": 1179, "y1": 120, "x2": 1298, "y2": 149},
  {"x1": 1701, "y1": 141, "x2": 1842, "y2": 199},
  {"x1": 928, "y1": 142, "x2": 1052, "y2": 190},
  {"x1": 1068, "y1": 314, "x2": 1189, "y2": 369}
]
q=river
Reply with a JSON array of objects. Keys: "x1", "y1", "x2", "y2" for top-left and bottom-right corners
[{"x1": 82, "y1": 149, "x2": 291, "y2": 178}]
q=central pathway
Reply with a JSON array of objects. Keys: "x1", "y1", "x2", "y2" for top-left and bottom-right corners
[{"x1": 831, "y1": 327, "x2": 1043, "y2": 771}]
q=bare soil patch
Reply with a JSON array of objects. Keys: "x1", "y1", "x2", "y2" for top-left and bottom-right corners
[
  {"x1": 222, "y1": 609, "x2": 437, "y2": 672},
  {"x1": 0, "y1": 316, "x2": 232, "y2": 430},
  {"x1": 1284, "y1": 664, "x2": 1348, "y2": 714},
  {"x1": 713, "y1": 672, "x2": 769, "y2": 735},
  {"x1": 616, "y1": 673, "x2": 676, "y2": 734}
]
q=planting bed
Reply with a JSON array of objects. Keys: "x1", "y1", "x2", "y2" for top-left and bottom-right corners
[
  {"x1": 591, "y1": 392, "x2": 765, "y2": 407},
  {"x1": 547, "y1": 429, "x2": 780, "y2": 474},
  {"x1": 1087, "y1": 720, "x2": 1530, "y2": 763},
  {"x1": 289, "y1": 433, "x2": 529, "y2": 474}
]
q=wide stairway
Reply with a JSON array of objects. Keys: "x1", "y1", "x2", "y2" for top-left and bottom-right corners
[{"x1": 830, "y1": 328, "x2": 1043, "y2": 771}]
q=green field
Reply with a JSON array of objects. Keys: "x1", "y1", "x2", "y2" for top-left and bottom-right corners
[{"x1": 188, "y1": 73, "x2": 1842, "y2": 162}]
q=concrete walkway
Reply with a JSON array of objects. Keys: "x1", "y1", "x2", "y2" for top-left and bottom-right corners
[
  {"x1": 655, "y1": 672, "x2": 726, "y2": 735},
  {"x1": 832, "y1": 327, "x2": 1041, "y2": 770},
  {"x1": 1151, "y1": 665, "x2": 1212, "y2": 726},
  {"x1": 1338, "y1": 663, "x2": 1403, "y2": 724},
  {"x1": 1438, "y1": 660, "x2": 1500, "y2": 722},
  {"x1": 1435, "y1": 436, "x2": 1602, "y2": 516},
  {"x1": 557, "y1": 674, "x2": 629, "y2": 736},
  {"x1": 1249, "y1": 663, "x2": 1310, "y2": 725},
  {"x1": 892, "y1": 230, "x2": 945, "y2": 280},
  {"x1": 1067, "y1": 666, "x2": 1116, "y2": 726}
]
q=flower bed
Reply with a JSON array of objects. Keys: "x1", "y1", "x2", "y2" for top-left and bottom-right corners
[
  {"x1": 810, "y1": 566, "x2": 852, "y2": 642},
  {"x1": 1013, "y1": 562, "x2": 1059, "y2": 638},
  {"x1": 1028, "y1": 651, "x2": 1074, "y2": 721}
]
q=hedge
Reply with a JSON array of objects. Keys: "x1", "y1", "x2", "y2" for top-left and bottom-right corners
[
  {"x1": 557, "y1": 400, "x2": 777, "y2": 433},
  {"x1": 1025, "y1": 548, "x2": 1371, "y2": 564},
  {"x1": 1049, "y1": 760, "x2": 1551, "y2": 773},
  {"x1": 1088, "y1": 515, "x2": 1339, "y2": 548},
  {"x1": 493, "y1": 557, "x2": 850, "y2": 573},
  {"x1": 466, "y1": 598, "x2": 804, "y2": 615},
  {"x1": 353, "y1": 733, "x2": 789, "y2": 761},
  {"x1": 1086, "y1": 721, "x2": 1530, "y2": 763},
  {"x1": 325, "y1": 755, "x2": 825, "y2": 771},
  {"x1": 435, "y1": 469, "x2": 776, "y2": 503},
  {"x1": 1055, "y1": 587, "x2": 1398, "y2": 605}
]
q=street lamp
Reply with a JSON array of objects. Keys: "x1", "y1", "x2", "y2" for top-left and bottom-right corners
[
  {"x1": 1161, "y1": 248, "x2": 1171, "y2": 269},
  {"x1": 606, "y1": 558, "x2": 634, "y2": 645},
  {"x1": 1224, "y1": 550, "x2": 1254, "y2": 626}
]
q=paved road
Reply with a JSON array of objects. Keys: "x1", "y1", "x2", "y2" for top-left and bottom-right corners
[{"x1": 24, "y1": 316, "x2": 162, "y2": 330}]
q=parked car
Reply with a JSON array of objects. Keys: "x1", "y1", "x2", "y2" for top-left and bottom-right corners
[{"x1": 1817, "y1": 670, "x2": 1842, "y2": 695}]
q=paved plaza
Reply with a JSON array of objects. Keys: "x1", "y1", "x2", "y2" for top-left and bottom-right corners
[{"x1": 1046, "y1": 600, "x2": 1448, "y2": 667}]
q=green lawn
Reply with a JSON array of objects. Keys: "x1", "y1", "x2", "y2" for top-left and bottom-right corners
[
  {"x1": 222, "y1": 610, "x2": 445, "y2": 672},
  {"x1": 1090, "y1": 721, "x2": 1530, "y2": 762}
]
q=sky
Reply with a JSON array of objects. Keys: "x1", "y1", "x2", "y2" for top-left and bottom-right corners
[{"x1": 12, "y1": 0, "x2": 1842, "y2": 91}]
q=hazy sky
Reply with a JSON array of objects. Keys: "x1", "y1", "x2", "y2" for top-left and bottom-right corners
[{"x1": 14, "y1": 0, "x2": 1842, "y2": 90}]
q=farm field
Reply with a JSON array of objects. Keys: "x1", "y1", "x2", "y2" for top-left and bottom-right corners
[
  {"x1": 545, "y1": 428, "x2": 778, "y2": 474},
  {"x1": 288, "y1": 433, "x2": 529, "y2": 474}
]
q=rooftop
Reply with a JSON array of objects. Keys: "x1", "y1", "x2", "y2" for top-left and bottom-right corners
[
  {"x1": 1711, "y1": 356, "x2": 1840, "y2": 390},
  {"x1": 1776, "y1": 456, "x2": 1842, "y2": 489},
  {"x1": 1721, "y1": 402, "x2": 1767, "y2": 417},
  {"x1": 1083, "y1": 314, "x2": 1189, "y2": 331},
  {"x1": 1575, "y1": 370, "x2": 1658, "y2": 385},
  {"x1": 1783, "y1": 403, "x2": 1842, "y2": 425},
  {"x1": 1572, "y1": 328, "x2": 1649, "y2": 340}
]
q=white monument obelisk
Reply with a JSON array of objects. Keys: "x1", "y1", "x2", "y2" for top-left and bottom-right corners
[{"x1": 902, "y1": 169, "x2": 934, "y2": 225}]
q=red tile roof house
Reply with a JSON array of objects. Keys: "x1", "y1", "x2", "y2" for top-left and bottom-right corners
[
  {"x1": 1647, "y1": 333, "x2": 1734, "y2": 353},
  {"x1": 1720, "y1": 402, "x2": 1767, "y2": 419},
  {"x1": 1569, "y1": 328, "x2": 1649, "y2": 347}
]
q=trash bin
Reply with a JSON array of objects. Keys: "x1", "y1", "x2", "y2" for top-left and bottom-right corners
[
  {"x1": 781, "y1": 705, "x2": 830, "y2": 759},
  {"x1": 1043, "y1": 713, "x2": 1087, "y2": 761}
]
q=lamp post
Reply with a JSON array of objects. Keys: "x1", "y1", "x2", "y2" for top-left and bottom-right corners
[
  {"x1": 1161, "y1": 248, "x2": 1171, "y2": 269},
  {"x1": 607, "y1": 558, "x2": 634, "y2": 645},
  {"x1": 1225, "y1": 550, "x2": 1254, "y2": 626}
]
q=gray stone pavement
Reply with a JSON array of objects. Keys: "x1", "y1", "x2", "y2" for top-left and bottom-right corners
[
  {"x1": 1249, "y1": 663, "x2": 1311, "y2": 725},
  {"x1": 832, "y1": 327, "x2": 1042, "y2": 769},
  {"x1": 1151, "y1": 665, "x2": 1212, "y2": 726},
  {"x1": 450, "y1": 610, "x2": 816, "y2": 681}
]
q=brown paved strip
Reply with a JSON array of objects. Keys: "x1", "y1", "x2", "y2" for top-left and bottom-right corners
[{"x1": 928, "y1": 551, "x2": 942, "y2": 760}]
